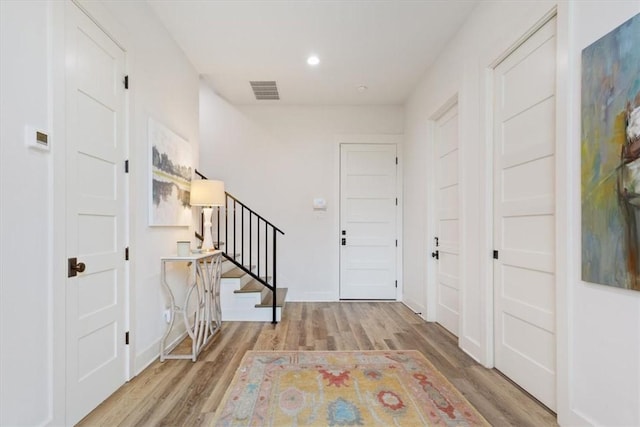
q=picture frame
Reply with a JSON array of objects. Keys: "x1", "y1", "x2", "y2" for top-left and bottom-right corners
[
  {"x1": 581, "y1": 13, "x2": 640, "y2": 291},
  {"x1": 149, "y1": 118, "x2": 193, "y2": 227}
]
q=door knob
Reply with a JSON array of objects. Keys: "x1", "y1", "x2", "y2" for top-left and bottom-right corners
[
  {"x1": 341, "y1": 238, "x2": 346, "y2": 246},
  {"x1": 68, "y1": 257, "x2": 86, "y2": 277}
]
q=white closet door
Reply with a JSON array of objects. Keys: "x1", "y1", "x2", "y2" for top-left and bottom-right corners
[
  {"x1": 65, "y1": 3, "x2": 127, "y2": 423},
  {"x1": 493, "y1": 17, "x2": 557, "y2": 410},
  {"x1": 434, "y1": 104, "x2": 460, "y2": 336}
]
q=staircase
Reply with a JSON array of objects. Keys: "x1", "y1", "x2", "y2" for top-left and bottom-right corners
[
  {"x1": 219, "y1": 264, "x2": 287, "y2": 322},
  {"x1": 195, "y1": 170, "x2": 286, "y2": 323}
]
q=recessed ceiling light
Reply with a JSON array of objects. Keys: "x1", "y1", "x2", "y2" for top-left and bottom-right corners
[
  {"x1": 357, "y1": 85, "x2": 368, "y2": 93},
  {"x1": 307, "y1": 55, "x2": 320, "y2": 66}
]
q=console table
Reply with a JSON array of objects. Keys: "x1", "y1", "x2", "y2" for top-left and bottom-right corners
[{"x1": 159, "y1": 251, "x2": 222, "y2": 362}]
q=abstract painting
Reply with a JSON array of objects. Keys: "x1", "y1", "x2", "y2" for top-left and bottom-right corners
[
  {"x1": 149, "y1": 118, "x2": 192, "y2": 226},
  {"x1": 581, "y1": 13, "x2": 640, "y2": 291}
]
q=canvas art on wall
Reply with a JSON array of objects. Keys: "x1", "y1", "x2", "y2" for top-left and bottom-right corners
[
  {"x1": 149, "y1": 118, "x2": 193, "y2": 226},
  {"x1": 581, "y1": 13, "x2": 640, "y2": 291}
]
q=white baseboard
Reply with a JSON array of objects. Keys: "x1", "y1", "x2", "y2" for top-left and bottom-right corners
[
  {"x1": 564, "y1": 408, "x2": 595, "y2": 427},
  {"x1": 401, "y1": 300, "x2": 425, "y2": 318},
  {"x1": 287, "y1": 291, "x2": 337, "y2": 301}
]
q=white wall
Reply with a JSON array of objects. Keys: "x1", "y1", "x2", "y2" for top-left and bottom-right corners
[
  {"x1": 0, "y1": 1, "x2": 200, "y2": 424},
  {"x1": 569, "y1": 3, "x2": 640, "y2": 426},
  {"x1": 200, "y1": 84, "x2": 403, "y2": 301},
  {"x1": 403, "y1": 1, "x2": 640, "y2": 426},
  {"x1": 0, "y1": 1, "x2": 53, "y2": 425}
]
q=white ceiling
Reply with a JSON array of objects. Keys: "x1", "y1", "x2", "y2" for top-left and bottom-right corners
[{"x1": 148, "y1": 1, "x2": 479, "y2": 106}]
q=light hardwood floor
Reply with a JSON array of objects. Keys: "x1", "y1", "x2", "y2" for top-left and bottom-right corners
[{"x1": 78, "y1": 302, "x2": 557, "y2": 426}]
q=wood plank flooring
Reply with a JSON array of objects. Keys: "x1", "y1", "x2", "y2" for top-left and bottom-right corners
[{"x1": 78, "y1": 302, "x2": 557, "y2": 426}]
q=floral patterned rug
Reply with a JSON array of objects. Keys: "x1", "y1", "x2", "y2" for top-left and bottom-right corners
[{"x1": 212, "y1": 350, "x2": 489, "y2": 426}]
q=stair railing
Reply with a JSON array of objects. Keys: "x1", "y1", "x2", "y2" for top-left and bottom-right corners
[{"x1": 194, "y1": 170, "x2": 284, "y2": 323}]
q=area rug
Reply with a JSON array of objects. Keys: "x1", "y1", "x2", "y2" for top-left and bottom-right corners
[{"x1": 212, "y1": 350, "x2": 489, "y2": 426}]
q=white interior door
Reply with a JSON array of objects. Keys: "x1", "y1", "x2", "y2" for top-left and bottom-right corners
[
  {"x1": 434, "y1": 104, "x2": 460, "y2": 336},
  {"x1": 340, "y1": 143, "x2": 397, "y2": 299},
  {"x1": 493, "y1": 17, "x2": 557, "y2": 410},
  {"x1": 65, "y1": 3, "x2": 127, "y2": 424}
]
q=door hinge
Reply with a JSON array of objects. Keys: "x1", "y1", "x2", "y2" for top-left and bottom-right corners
[
  {"x1": 125, "y1": 247, "x2": 129, "y2": 261},
  {"x1": 395, "y1": 280, "x2": 398, "y2": 288},
  {"x1": 124, "y1": 75, "x2": 129, "y2": 89},
  {"x1": 493, "y1": 250, "x2": 499, "y2": 260},
  {"x1": 395, "y1": 157, "x2": 398, "y2": 165},
  {"x1": 124, "y1": 159, "x2": 129, "y2": 173},
  {"x1": 395, "y1": 239, "x2": 398, "y2": 247},
  {"x1": 395, "y1": 198, "x2": 398, "y2": 206},
  {"x1": 125, "y1": 331, "x2": 130, "y2": 345}
]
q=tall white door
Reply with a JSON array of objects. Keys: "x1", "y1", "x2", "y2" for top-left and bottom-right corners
[
  {"x1": 65, "y1": 3, "x2": 127, "y2": 424},
  {"x1": 493, "y1": 17, "x2": 557, "y2": 410},
  {"x1": 340, "y1": 144, "x2": 397, "y2": 299},
  {"x1": 434, "y1": 104, "x2": 460, "y2": 336}
]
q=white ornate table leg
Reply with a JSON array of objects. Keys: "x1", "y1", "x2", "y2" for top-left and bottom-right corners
[
  {"x1": 184, "y1": 261, "x2": 202, "y2": 361},
  {"x1": 201, "y1": 257, "x2": 213, "y2": 342},
  {"x1": 211, "y1": 254, "x2": 222, "y2": 331},
  {"x1": 159, "y1": 260, "x2": 175, "y2": 362}
]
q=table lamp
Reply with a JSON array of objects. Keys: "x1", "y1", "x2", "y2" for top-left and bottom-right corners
[{"x1": 190, "y1": 179, "x2": 225, "y2": 251}]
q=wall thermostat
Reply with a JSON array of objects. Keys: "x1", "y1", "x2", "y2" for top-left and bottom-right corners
[
  {"x1": 313, "y1": 198, "x2": 327, "y2": 211},
  {"x1": 25, "y1": 126, "x2": 50, "y2": 151}
]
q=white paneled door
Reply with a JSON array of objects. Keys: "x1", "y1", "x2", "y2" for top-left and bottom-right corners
[
  {"x1": 65, "y1": 3, "x2": 127, "y2": 424},
  {"x1": 493, "y1": 17, "x2": 557, "y2": 410},
  {"x1": 434, "y1": 104, "x2": 460, "y2": 337},
  {"x1": 340, "y1": 144, "x2": 397, "y2": 300}
]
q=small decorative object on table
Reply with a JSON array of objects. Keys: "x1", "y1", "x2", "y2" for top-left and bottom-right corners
[{"x1": 176, "y1": 241, "x2": 190, "y2": 257}]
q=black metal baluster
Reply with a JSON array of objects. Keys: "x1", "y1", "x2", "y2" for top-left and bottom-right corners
[
  {"x1": 200, "y1": 211, "x2": 204, "y2": 244},
  {"x1": 225, "y1": 195, "x2": 228, "y2": 255},
  {"x1": 257, "y1": 219, "x2": 261, "y2": 279},
  {"x1": 216, "y1": 206, "x2": 220, "y2": 250},
  {"x1": 241, "y1": 206, "x2": 244, "y2": 267},
  {"x1": 249, "y1": 211, "x2": 252, "y2": 272},
  {"x1": 233, "y1": 199, "x2": 237, "y2": 260},
  {"x1": 265, "y1": 224, "x2": 269, "y2": 284},
  {"x1": 272, "y1": 227, "x2": 277, "y2": 324}
]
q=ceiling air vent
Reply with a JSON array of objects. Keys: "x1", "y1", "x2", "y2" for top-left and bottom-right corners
[{"x1": 250, "y1": 81, "x2": 280, "y2": 100}]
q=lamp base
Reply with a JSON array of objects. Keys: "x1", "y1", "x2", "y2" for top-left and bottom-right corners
[{"x1": 201, "y1": 207, "x2": 215, "y2": 251}]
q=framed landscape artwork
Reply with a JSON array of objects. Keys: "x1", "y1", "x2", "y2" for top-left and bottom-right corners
[
  {"x1": 149, "y1": 118, "x2": 193, "y2": 226},
  {"x1": 581, "y1": 13, "x2": 640, "y2": 291}
]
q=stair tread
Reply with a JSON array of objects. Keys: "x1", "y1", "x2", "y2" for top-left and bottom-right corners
[
  {"x1": 256, "y1": 288, "x2": 288, "y2": 308},
  {"x1": 221, "y1": 265, "x2": 255, "y2": 279},
  {"x1": 234, "y1": 279, "x2": 264, "y2": 294},
  {"x1": 221, "y1": 267, "x2": 247, "y2": 279}
]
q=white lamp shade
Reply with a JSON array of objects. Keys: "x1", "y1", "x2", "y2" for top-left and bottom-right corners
[{"x1": 190, "y1": 180, "x2": 225, "y2": 206}]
